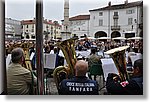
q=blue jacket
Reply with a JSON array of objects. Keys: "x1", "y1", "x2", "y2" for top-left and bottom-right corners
[{"x1": 59, "y1": 76, "x2": 99, "y2": 95}]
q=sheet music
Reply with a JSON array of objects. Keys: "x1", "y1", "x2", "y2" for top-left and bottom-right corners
[
  {"x1": 50, "y1": 50, "x2": 54, "y2": 54},
  {"x1": 30, "y1": 52, "x2": 35, "y2": 60},
  {"x1": 44, "y1": 54, "x2": 56, "y2": 69},
  {"x1": 64, "y1": 59, "x2": 67, "y2": 66},
  {"x1": 6, "y1": 54, "x2": 12, "y2": 69},
  {"x1": 76, "y1": 50, "x2": 90, "y2": 58},
  {"x1": 98, "y1": 51, "x2": 104, "y2": 56},
  {"x1": 104, "y1": 54, "x2": 110, "y2": 58},
  {"x1": 59, "y1": 50, "x2": 64, "y2": 57},
  {"x1": 101, "y1": 58, "x2": 118, "y2": 81},
  {"x1": 129, "y1": 53, "x2": 142, "y2": 65}
]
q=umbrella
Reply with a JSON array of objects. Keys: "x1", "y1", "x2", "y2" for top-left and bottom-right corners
[
  {"x1": 127, "y1": 37, "x2": 143, "y2": 40},
  {"x1": 112, "y1": 37, "x2": 126, "y2": 40},
  {"x1": 22, "y1": 39, "x2": 36, "y2": 41},
  {"x1": 87, "y1": 37, "x2": 96, "y2": 40},
  {"x1": 97, "y1": 37, "x2": 111, "y2": 40},
  {"x1": 78, "y1": 38, "x2": 85, "y2": 40}
]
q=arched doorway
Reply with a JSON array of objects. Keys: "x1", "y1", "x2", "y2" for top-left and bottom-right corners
[
  {"x1": 139, "y1": 31, "x2": 143, "y2": 37},
  {"x1": 94, "y1": 31, "x2": 107, "y2": 38},
  {"x1": 111, "y1": 31, "x2": 121, "y2": 38},
  {"x1": 26, "y1": 34, "x2": 30, "y2": 39}
]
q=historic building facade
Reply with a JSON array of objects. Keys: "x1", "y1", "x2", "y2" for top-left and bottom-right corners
[
  {"x1": 5, "y1": 18, "x2": 22, "y2": 40},
  {"x1": 68, "y1": 15, "x2": 90, "y2": 38},
  {"x1": 21, "y1": 18, "x2": 62, "y2": 40},
  {"x1": 89, "y1": 0, "x2": 143, "y2": 38}
]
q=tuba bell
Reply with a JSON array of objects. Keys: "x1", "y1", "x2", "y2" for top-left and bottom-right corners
[
  {"x1": 105, "y1": 46, "x2": 129, "y2": 81},
  {"x1": 53, "y1": 38, "x2": 77, "y2": 89}
]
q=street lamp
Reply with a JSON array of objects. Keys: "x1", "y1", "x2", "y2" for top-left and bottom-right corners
[
  {"x1": 46, "y1": 25, "x2": 49, "y2": 40},
  {"x1": 12, "y1": 26, "x2": 15, "y2": 41},
  {"x1": 51, "y1": 26, "x2": 53, "y2": 40},
  {"x1": 13, "y1": 32, "x2": 15, "y2": 40},
  {"x1": 54, "y1": 21, "x2": 57, "y2": 39}
]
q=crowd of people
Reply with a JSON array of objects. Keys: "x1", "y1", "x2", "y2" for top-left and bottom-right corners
[
  {"x1": 75, "y1": 38, "x2": 143, "y2": 54},
  {"x1": 5, "y1": 38, "x2": 143, "y2": 56},
  {"x1": 6, "y1": 38, "x2": 143, "y2": 95}
]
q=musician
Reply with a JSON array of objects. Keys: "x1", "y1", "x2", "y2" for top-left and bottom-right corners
[
  {"x1": 59, "y1": 60, "x2": 99, "y2": 95},
  {"x1": 87, "y1": 48, "x2": 102, "y2": 80},
  {"x1": 106, "y1": 59, "x2": 143, "y2": 95},
  {"x1": 7, "y1": 48, "x2": 37, "y2": 95},
  {"x1": 54, "y1": 47, "x2": 64, "y2": 67},
  {"x1": 84, "y1": 38, "x2": 91, "y2": 49}
]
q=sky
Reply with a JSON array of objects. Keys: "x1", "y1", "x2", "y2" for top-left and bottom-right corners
[{"x1": 6, "y1": 0, "x2": 140, "y2": 23}]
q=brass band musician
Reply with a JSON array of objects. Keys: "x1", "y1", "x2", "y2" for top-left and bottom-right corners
[
  {"x1": 7, "y1": 48, "x2": 37, "y2": 95},
  {"x1": 106, "y1": 59, "x2": 143, "y2": 95}
]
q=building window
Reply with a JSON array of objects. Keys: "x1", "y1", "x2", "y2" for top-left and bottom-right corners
[
  {"x1": 70, "y1": 22, "x2": 73, "y2": 26},
  {"x1": 32, "y1": 25, "x2": 34, "y2": 28},
  {"x1": 114, "y1": 12, "x2": 118, "y2": 16},
  {"x1": 128, "y1": 18, "x2": 133, "y2": 25},
  {"x1": 31, "y1": 29, "x2": 34, "y2": 32},
  {"x1": 126, "y1": 9, "x2": 135, "y2": 14},
  {"x1": 93, "y1": 16, "x2": 95, "y2": 20},
  {"x1": 99, "y1": 12, "x2": 103, "y2": 16},
  {"x1": 79, "y1": 28, "x2": 80, "y2": 31},
  {"x1": 26, "y1": 25, "x2": 28, "y2": 28},
  {"x1": 114, "y1": 19, "x2": 118, "y2": 26},
  {"x1": 99, "y1": 19, "x2": 103, "y2": 26}
]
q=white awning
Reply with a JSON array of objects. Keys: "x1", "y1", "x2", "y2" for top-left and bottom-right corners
[
  {"x1": 127, "y1": 37, "x2": 143, "y2": 40},
  {"x1": 97, "y1": 37, "x2": 111, "y2": 40},
  {"x1": 112, "y1": 37, "x2": 126, "y2": 40}
]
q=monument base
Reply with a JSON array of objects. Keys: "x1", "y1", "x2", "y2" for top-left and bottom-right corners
[{"x1": 61, "y1": 31, "x2": 72, "y2": 41}]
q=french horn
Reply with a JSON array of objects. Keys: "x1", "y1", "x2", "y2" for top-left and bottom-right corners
[
  {"x1": 105, "y1": 46, "x2": 129, "y2": 81},
  {"x1": 53, "y1": 38, "x2": 77, "y2": 89}
]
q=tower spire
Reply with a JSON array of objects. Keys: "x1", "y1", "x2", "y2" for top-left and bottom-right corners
[
  {"x1": 64, "y1": 0, "x2": 69, "y2": 28},
  {"x1": 61, "y1": 0, "x2": 71, "y2": 40}
]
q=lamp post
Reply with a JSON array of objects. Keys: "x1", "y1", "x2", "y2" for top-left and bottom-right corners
[
  {"x1": 13, "y1": 32, "x2": 15, "y2": 41},
  {"x1": 51, "y1": 26, "x2": 53, "y2": 40},
  {"x1": 45, "y1": 25, "x2": 49, "y2": 40},
  {"x1": 54, "y1": 21, "x2": 57, "y2": 39},
  {"x1": 12, "y1": 27, "x2": 15, "y2": 41}
]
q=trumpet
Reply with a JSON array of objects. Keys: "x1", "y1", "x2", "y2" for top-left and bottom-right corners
[{"x1": 105, "y1": 46, "x2": 129, "y2": 81}]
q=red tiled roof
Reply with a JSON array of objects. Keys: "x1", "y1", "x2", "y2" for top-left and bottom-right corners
[
  {"x1": 21, "y1": 19, "x2": 62, "y2": 27},
  {"x1": 69, "y1": 15, "x2": 90, "y2": 21},
  {"x1": 89, "y1": 1, "x2": 143, "y2": 11},
  {"x1": 21, "y1": 20, "x2": 35, "y2": 24}
]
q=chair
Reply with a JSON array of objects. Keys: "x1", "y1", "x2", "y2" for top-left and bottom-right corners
[
  {"x1": 90, "y1": 64, "x2": 103, "y2": 75},
  {"x1": 89, "y1": 64, "x2": 105, "y2": 88}
]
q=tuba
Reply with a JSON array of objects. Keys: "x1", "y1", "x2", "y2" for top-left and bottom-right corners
[
  {"x1": 10, "y1": 42, "x2": 33, "y2": 71},
  {"x1": 21, "y1": 42, "x2": 33, "y2": 71},
  {"x1": 53, "y1": 38, "x2": 77, "y2": 89},
  {"x1": 105, "y1": 46, "x2": 129, "y2": 81}
]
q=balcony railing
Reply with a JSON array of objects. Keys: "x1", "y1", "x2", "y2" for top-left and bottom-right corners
[
  {"x1": 113, "y1": 15, "x2": 119, "y2": 19},
  {"x1": 111, "y1": 25, "x2": 120, "y2": 31}
]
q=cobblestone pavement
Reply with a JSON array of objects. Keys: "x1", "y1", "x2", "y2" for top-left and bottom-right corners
[
  {"x1": 46, "y1": 76, "x2": 107, "y2": 95},
  {"x1": 45, "y1": 77, "x2": 58, "y2": 95}
]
